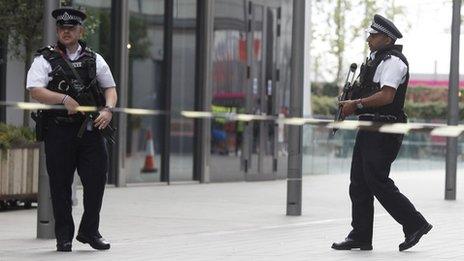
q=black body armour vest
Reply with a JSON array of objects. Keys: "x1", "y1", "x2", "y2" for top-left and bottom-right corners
[
  {"x1": 351, "y1": 45, "x2": 409, "y2": 121},
  {"x1": 36, "y1": 41, "x2": 97, "y2": 118}
]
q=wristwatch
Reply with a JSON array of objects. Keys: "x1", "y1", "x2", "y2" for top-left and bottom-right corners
[
  {"x1": 356, "y1": 99, "x2": 364, "y2": 109},
  {"x1": 102, "y1": 105, "x2": 114, "y2": 113}
]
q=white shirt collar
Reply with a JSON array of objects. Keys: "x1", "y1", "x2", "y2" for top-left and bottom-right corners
[
  {"x1": 66, "y1": 44, "x2": 82, "y2": 60},
  {"x1": 370, "y1": 51, "x2": 377, "y2": 60}
]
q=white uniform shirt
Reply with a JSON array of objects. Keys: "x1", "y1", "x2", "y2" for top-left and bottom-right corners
[
  {"x1": 26, "y1": 44, "x2": 116, "y2": 89},
  {"x1": 370, "y1": 51, "x2": 408, "y2": 90}
]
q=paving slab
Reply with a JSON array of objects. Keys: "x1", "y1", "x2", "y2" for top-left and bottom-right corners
[{"x1": 0, "y1": 170, "x2": 462, "y2": 261}]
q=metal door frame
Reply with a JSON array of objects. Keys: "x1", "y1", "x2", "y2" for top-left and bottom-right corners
[{"x1": 243, "y1": 1, "x2": 280, "y2": 181}]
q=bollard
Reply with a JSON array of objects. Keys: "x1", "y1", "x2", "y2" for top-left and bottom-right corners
[
  {"x1": 37, "y1": 143, "x2": 55, "y2": 239},
  {"x1": 286, "y1": 0, "x2": 306, "y2": 216},
  {"x1": 72, "y1": 174, "x2": 78, "y2": 206},
  {"x1": 37, "y1": 0, "x2": 59, "y2": 239}
]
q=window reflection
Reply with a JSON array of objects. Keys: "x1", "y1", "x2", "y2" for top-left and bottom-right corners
[
  {"x1": 74, "y1": 0, "x2": 112, "y2": 58},
  {"x1": 211, "y1": 0, "x2": 293, "y2": 181},
  {"x1": 125, "y1": 0, "x2": 165, "y2": 183},
  {"x1": 169, "y1": 0, "x2": 197, "y2": 182}
]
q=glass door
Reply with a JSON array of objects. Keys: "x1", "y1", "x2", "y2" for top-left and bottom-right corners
[
  {"x1": 169, "y1": 0, "x2": 197, "y2": 182},
  {"x1": 209, "y1": 0, "x2": 288, "y2": 182},
  {"x1": 210, "y1": 0, "x2": 248, "y2": 182},
  {"x1": 124, "y1": 0, "x2": 165, "y2": 184},
  {"x1": 242, "y1": 2, "x2": 285, "y2": 181}
]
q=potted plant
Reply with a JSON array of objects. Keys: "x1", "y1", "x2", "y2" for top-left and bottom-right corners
[{"x1": 0, "y1": 123, "x2": 39, "y2": 209}]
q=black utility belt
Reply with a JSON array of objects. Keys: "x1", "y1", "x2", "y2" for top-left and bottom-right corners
[
  {"x1": 358, "y1": 113, "x2": 400, "y2": 123},
  {"x1": 48, "y1": 116, "x2": 85, "y2": 125}
]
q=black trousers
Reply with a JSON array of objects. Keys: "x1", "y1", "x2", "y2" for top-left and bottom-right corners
[
  {"x1": 347, "y1": 130, "x2": 426, "y2": 243},
  {"x1": 44, "y1": 120, "x2": 108, "y2": 243}
]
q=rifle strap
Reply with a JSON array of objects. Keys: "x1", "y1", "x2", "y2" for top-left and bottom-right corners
[
  {"x1": 60, "y1": 53, "x2": 86, "y2": 85},
  {"x1": 77, "y1": 116, "x2": 92, "y2": 138},
  {"x1": 60, "y1": 51, "x2": 98, "y2": 136}
]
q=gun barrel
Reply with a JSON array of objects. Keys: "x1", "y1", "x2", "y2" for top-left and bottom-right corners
[{"x1": 332, "y1": 63, "x2": 358, "y2": 137}]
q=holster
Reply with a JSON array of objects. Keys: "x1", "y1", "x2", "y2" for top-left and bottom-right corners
[{"x1": 31, "y1": 110, "x2": 47, "y2": 141}]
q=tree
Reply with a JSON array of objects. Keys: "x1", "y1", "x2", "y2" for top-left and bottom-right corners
[
  {"x1": 313, "y1": 0, "x2": 352, "y2": 84},
  {"x1": 385, "y1": 0, "x2": 406, "y2": 21},
  {"x1": 311, "y1": 0, "x2": 408, "y2": 85},
  {"x1": 0, "y1": 0, "x2": 44, "y2": 127},
  {"x1": 352, "y1": 0, "x2": 407, "y2": 56},
  {"x1": 351, "y1": 0, "x2": 380, "y2": 56}
]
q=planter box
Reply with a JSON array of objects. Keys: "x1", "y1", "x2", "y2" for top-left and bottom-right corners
[{"x1": 0, "y1": 144, "x2": 40, "y2": 201}]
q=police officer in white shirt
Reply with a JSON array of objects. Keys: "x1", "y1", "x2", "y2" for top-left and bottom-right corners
[
  {"x1": 26, "y1": 7, "x2": 116, "y2": 252},
  {"x1": 332, "y1": 14, "x2": 432, "y2": 252}
]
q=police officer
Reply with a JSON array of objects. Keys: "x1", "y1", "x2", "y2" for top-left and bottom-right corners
[
  {"x1": 26, "y1": 7, "x2": 117, "y2": 252},
  {"x1": 332, "y1": 14, "x2": 432, "y2": 252}
]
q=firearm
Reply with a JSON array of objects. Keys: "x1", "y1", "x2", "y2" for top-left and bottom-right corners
[
  {"x1": 31, "y1": 110, "x2": 46, "y2": 141},
  {"x1": 332, "y1": 63, "x2": 358, "y2": 136},
  {"x1": 48, "y1": 65, "x2": 117, "y2": 144}
]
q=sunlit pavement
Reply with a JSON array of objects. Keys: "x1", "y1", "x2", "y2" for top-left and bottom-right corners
[{"x1": 0, "y1": 169, "x2": 462, "y2": 261}]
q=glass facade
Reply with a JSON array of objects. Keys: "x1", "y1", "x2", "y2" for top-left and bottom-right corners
[
  {"x1": 74, "y1": 0, "x2": 113, "y2": 58},
  {"x1": 210, "y1": 0, "x2": 293, "y2": 181},
  {"x1": 0, "y1": 0, "x2": 293, "y2": 185},
  {"x1": 4, "y1": 0, "x2": 457, "y2": 187},
  {"x1": 72, "y1": 0, "x2": 294, "y2": 183},
  {"x1": 302, "y1": 125, "x2": 463, "y2": 175},
  {"x1": 210, "y1": 0, "x2": 248, "y2": 181},
  {"x1": 125, "y1": 0, "x2": 165, "y2": 183},
  {"x1": 169, "y1": 0, "x2": 197, "y2": 182}
]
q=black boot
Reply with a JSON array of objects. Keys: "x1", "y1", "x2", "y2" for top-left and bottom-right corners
[
  {"x1": 76, "y1": 234, "x2": 110, "y2": 250},
  {"x1": 332, "y1": 238, "x2": 373, "y2": 250},
  {"x1": 56, "y1": 241, "x2": 72, "y2": 252},
  {"x1": 399, "y1": 223, "x2": 432, "y2": 251}
]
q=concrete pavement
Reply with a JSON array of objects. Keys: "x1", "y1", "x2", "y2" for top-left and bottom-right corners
[{"x1": 0, "y1": 170, "x2": 462, "y2": 260}]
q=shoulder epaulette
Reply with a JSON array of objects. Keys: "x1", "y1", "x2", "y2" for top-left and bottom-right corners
[
  {"x1": 82, "y1": 46, "x2": 96, "y2": 58},
  {"x1": 386, "y1": 49, "x2": 409, "y2": 66},
  {"x1": 35, "y1": 45, "x2": 54, "y2": 56},
  {"x1": 382, "y1": 54, "x2": 392, "y2": 62}
]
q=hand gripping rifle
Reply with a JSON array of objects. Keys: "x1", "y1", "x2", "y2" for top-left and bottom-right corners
[
  {"x1": 79, "y1": 78, "x2": 117, "y2": 144},
  {"x1": 48, "y1": 65, "x2": 117, "y2": 144},
  {"x1": 331, "y1": 63, "x2": 358, "y2": 136}
]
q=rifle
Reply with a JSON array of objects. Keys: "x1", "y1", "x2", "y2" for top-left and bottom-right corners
[
  {"x1": 332, "y1": 63, "x2": 358, "y2": 136},
  {"x1": 48, "y1": 65, "x2": 117, "y2": 144}
]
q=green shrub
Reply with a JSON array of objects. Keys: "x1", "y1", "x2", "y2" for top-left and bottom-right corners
[
  {"x1": 406, "y1": 87, "x2": 448, "y2": 103},
  {"x1": 311, "y1": 82, "x2": 340, "y2": 97},
  {"x1": 404, "y1": 101, "x2": 447, "y2": 120},
  {"x1": 0, "y1": 123, "x2": 35, "y2": 151},
  {"x1": 312, "y1": 95, "x2": 338, "y2": 116},
  {"x1": 311, "y1": 95, "x2": 462, "y2": 121}
]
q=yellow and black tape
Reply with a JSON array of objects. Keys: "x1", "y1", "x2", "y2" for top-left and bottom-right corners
[{"x1": 1, "y1": 101, "x2": 461, "y2": 137}]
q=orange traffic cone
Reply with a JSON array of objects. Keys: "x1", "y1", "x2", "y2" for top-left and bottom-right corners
[{"x1": 141, "y1": 129, "x2": 158, "y2": 173}]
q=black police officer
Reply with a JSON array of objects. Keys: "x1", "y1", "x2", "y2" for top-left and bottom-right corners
[
  {"x1": 332, "y1": 14, "x2": 432, "y2": 252},
  {"x1": 26, "y1": 7, "x2": 117, "y2": 252}
]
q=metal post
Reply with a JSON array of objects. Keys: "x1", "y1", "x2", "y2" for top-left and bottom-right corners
[
  {"x1": 286, "y1": 0, "x2": 305, "y2": 216},
  {"x1": 160, "y1": 0, "x2": 174, "y2": 184},
  {"x1": 258, "y1": 6, "x2": 268, "y2": 176},
  {"x1": 113, "y1": 0, "x2": 129, "y2": 187},
  {"x1": 445, "y1": 0, "x2": 461, "y2": 200},
  {"x1": 303, "y1": 1, "x2": 312, "y2": 117},
  {"x1": 243, "y1": 2, "x2": 254, "y2": 174},
  {"x1": 194, "y1": 0, "x2": 214, "y2": 183},
  {"x1": 36, "y1": 0, "x2": 59, "y2": 239},
  {"x1": 0, "y1": 38, "x2": 7, "y2": 123},
  {"x1": 37, "y1": 144, "x2": 55, "y2": 239},
  {"x1": 71, "y1": 175, "x2": 78, "y2": 206},
  {"x1": 302, "y1": 0, "x2": 313, "y2": 175}
]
